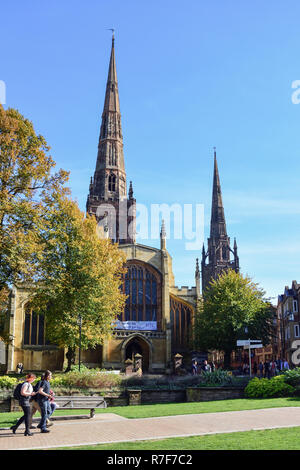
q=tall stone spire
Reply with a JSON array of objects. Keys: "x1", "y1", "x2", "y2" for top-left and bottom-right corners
[
  {"x1": 210, "y1": 148, "x2": 227, "y2": 239},
  {"x1": 201, "y1": 149, "x2": 239, "y2": 293},
  {"x1": 86, "y1": 34, "x2": 136, "y2": 244}
]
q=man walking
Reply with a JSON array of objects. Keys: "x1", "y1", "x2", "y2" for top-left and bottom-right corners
[{"x1": 36, "y1": 370, "x2": 53, "y2": 433}]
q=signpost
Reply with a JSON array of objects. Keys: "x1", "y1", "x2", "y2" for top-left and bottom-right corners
[{"x1": 237, "y1": 339, "x2": 262, "y2": 377}]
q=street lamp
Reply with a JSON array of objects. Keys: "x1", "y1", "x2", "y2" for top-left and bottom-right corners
[
  {"x1": 77, "y1": 314, "x2": 82, "y2": 372},
  {"x1": 245, "y1": 327, "x2": 251, "y2": 377}
]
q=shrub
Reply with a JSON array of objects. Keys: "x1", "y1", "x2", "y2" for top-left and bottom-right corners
[
  {"x1": 50, "y1": 370, "x2": 122, "y2": 390},
  {"x1": 245, "y1": 376, "x2": 295, "y2": 398},
  {"x1": 200, "y1": 370, "x2": 233, "y2": 386},
  {"x1": 282, "y1": 368, "x2": 300, "y2": 387},
  {"x1": 0, "y1": 376, "x2": 18, "y2": 389}
]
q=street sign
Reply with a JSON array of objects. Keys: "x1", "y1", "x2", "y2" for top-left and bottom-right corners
[
  {"x1": 237, "y1": 340, "x2": 250, "y2": 346},
  {"x1": 243, "y1": 344, "x2": 263, "y2": 350},
  {"x1": 237, "y1": 339, "x2": 262, "y2": 346}
]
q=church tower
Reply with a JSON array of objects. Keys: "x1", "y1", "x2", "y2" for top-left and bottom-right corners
[
  {"x1": 201, "y1": 149, "x2": 239, "y2": 292},
  {"x1": 86, "y1": 33, "x2": 136, "y2": 243}
]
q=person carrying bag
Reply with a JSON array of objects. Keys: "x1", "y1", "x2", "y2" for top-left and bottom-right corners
[{"x1": 11, "y1": 373, "x2": 37, "y2": 436}]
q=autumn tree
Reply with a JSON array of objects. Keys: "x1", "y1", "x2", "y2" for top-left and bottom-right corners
[
  {"x1": 0, "y1": 104, "x2": 68, "y2": 290},
  {"x1": 31, "y1": 196, "x2": 126, "y2": 371},
  {"x1": 194, "y1": 269, "x2": 274, "y2": 369}
]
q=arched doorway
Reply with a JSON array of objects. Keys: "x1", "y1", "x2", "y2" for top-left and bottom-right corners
[{"x1": 124, "y1": 335, "x2": 151, "y2": 372}]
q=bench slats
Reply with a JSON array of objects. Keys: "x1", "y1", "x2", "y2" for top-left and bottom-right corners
[{"x1": 54, "y1": 396, "x2": 107, "y2": 411}]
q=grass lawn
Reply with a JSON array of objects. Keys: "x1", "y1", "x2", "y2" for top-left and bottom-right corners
[
  {"x1": 1, "y1": 396, "x2": 300, "y2": 427},
  {"x1": 56, "y1": 426, "x2": 300, "y2": 450}
]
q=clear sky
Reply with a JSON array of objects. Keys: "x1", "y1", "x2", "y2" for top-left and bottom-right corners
[{"x1": 2, "y1": 0, "x2": 300, "y2": 301}]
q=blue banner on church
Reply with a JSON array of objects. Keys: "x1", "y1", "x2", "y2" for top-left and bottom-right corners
[{"x1": 115, "y1": 321, "x2": 157, "y2": 331}]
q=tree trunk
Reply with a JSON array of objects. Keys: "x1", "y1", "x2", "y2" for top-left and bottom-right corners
[
  {"x1": 224, "y1": 350, "x2": 232, "y2": 370},
  {"x1": 65, "y1": 346, "x2": 76, "y2": 372}
]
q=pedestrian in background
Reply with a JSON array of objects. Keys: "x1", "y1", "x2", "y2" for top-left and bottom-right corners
[
  {"x1": 202, "y1": 360, "x2": 211, "y2": 373},
  {"x1": 270, "y1": 360, "x2": 276, "y2": 377},
  {"x1": 283, "y1": 359, "x2": 290, "y2": 370},
  {"x1": 16, "y1": 363, "x2": 23, "y2": 374},
  {"x1": 264, "y1": 360, "x2": 271, "y2": 379}
]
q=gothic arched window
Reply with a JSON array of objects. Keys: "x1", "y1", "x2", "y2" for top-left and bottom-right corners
[
  {"x1": 24, "y1": 303, "x2": 46, "y2": 346},
  {"x1": 170, "y1": 296, "x2": 193, "y2": 352},
  {"x1": 119, "y1": 261, "x2": 162, "y2": 329},
  {"x1": 108, "y1": 173, "x2": 116, "y2": 192}
]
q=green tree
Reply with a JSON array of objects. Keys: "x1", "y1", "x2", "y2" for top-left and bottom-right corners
[
  {"x1": 194, "y1": 269, "x2": 274, "y2": 369},
  {"x1": 0, "y1": 104, "x2": 68, "y2": 289},
  {"x1": 31, "y1": 196, "x2": 126, "y2": 371}
]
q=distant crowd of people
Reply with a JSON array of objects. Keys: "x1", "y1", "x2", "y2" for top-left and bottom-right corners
[
  {"x1": 11, "y1": 369, "x2": 57, "y2": 437},
  {"x1": 191, "y1": 357, "x2": 291, "y2": 378},
  {"x1": 239, "y1": 358, "x2": 290, "y2": 377},
  {"x1": 252, "y1": 358, "x2": 290, "y2": 378}
]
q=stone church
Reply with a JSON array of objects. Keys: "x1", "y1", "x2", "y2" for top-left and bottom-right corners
[{"x1": 2, "y1": 35, "x2": 239, "y2": 374}]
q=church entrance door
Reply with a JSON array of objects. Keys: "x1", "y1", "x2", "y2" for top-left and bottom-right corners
[{"x1": 125, "y1": 336, "x2": 150, "y2": 372}]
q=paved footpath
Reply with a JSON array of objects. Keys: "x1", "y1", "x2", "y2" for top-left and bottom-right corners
[{"x1": 1, "y1": 407, "x2": 300, "y2": 450}]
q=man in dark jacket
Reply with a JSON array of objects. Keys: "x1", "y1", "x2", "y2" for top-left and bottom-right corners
[{"x1": 36, "y1": 370, "x2": 53, "y2": 433}]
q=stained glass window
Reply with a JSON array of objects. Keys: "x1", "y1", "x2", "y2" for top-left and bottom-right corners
[
  {"x1": 119, "y1": 262, "x2": 161, "y2": 329},
  {"x1": 170, "y1": 296, "x2": 193, "y2": 351}
]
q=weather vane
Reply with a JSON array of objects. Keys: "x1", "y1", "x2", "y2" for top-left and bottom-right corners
[{"x1": 108, "y1": 28, "x2": 115, "y2": 39}]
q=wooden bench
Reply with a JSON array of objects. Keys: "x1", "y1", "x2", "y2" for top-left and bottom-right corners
[{"x1": 53, "y1": 396, "x2": 107, "y2": 418}]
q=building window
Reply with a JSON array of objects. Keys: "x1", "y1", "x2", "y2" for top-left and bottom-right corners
[
  {"x1": 108, "y1": 174, "x2": 116, "y2": 192},
  {"x1": 119, "y1": 262, "x2": 162, "y2": 329},
  {"x1": 293, "y1": 300, "x2": 298, "y2": 313},
  {"x1": 24, "y1": 304, "x2": 47, "y2": 346},
  {"x1": 295, "y1": 325, "x2": 300, "y2": 338},
  {"x1": 170, "y1": 296, "x2": 193, "y2": 352}
]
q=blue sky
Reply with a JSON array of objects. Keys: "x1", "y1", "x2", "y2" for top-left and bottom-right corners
[{"x1": 2, "y1": 0, "x2": 300, "y2": 301}]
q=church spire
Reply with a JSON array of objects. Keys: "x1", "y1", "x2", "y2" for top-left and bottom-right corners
[
  {"x1": 103, "y1": 32, "x2": 120, "y2": 115},
  {"x1": 210, "y1": 148, "x2": 227, "y2": 239},
  {"x1": 201, "y1": 148, "x2": 239, "y2": 293},
  {"x1": 86, "y1": 33, "x2": 136, "y2": 244},
  {"x1": 88, "y1": 33, "x2": 126, "y2": 200}
]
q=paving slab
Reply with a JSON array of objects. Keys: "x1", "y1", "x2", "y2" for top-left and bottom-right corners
[{"x1": 1, "y1": 407, "x2": 300, "y2": 450}]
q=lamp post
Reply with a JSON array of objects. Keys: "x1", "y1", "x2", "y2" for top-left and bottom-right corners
[
  {"x1": 245, "y1": 327, "x2": 251, "y2": 377},
  {"x1": 77, "y1": 314, "x2": 82, "y2": 372}
]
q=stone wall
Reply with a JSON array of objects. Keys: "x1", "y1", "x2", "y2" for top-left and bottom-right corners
[
  {"x1": 0, "y1": 390, "x2": 12, "y2": 412},
  {"x1": 186, "y1": 387, "x2": 244, "y2": 402},
  {"x1": 141, "y1": 389, "x2": 186, "y2": 404},
  {"x1": 0, "y1": 386, "x2": 245, "y2": 412}
]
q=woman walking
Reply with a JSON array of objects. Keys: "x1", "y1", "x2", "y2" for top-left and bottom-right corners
[{"x1": 11, "y1": 373, "x2": 37, "y2": 436}]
